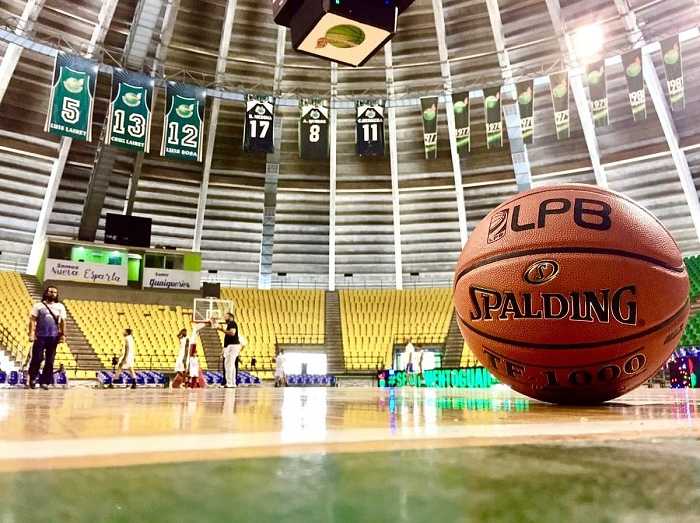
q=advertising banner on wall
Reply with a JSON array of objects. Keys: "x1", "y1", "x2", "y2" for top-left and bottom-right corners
[
  {"x1": 44, "y1": 259, "x2": 127, "y2": 286},
  {"x1": 142, "y1": 268, "x2": 201, "y2": 290}
]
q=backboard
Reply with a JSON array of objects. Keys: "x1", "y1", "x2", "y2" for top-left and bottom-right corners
[{"x1": 193, "y1": 298, "x2": 234, "y2": 324}]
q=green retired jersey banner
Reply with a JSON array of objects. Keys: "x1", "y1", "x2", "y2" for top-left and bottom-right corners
[
  {"x1": 586, "y1": 61, "x2": 608, "y2": 128},
  {"x1": 356, "y1": 100, "x2": 385, "y2": 158},
  {"x1": 621, "y1": 50, "x2": 647, "y2": 121},
  {"x1": 549, "y1": 72, "x2": 570, "y2": 140},
  {"x1": 106, "y1": 69, "x2": 155, "y2": 152},
  {"x1": 299, "y1": 99, "x2": 330, "y2": 161},
  {"x1": 516, "y1": 81, "x2": 534, "y2": 144},
  {"x1": 483, "y1": 87, "x2": 503, "y2": 149},
  {"x1": 420, "y1": 96, "x2": 439, "y2": 160},
  {"x1": 661, "y1": 36, "x2": 685, "y2": 112},
  {"x1": 160, "y1": 81, "x2": 206, "y2": 162},
  {"x1": 452, "y1": 92, "x2": 470, "y2": 155},
  {"x1": 45, "y1": 53, "x2": 99, "y2": 141}
]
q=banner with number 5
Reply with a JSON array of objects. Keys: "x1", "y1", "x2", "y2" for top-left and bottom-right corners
[
  {"x1": 161, "y1": 81, "x2": 206, "y2": 162},
  {"x1": 106, "y1": 69, "x2": 155, "y2": 152},
  {"x1": 45, "y1": 53, "x2": 99, "y2": 142}
]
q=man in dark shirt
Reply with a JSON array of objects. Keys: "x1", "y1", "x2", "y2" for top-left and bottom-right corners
[{"x1": 218, "y1": 312, "x2": 242, "y2": 388}]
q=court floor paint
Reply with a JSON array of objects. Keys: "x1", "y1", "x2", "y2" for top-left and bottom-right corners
[{"x1": 1, "y1": 386, "x2": 699, "y2": 522}]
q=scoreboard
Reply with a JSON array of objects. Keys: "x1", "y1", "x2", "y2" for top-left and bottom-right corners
[{"x1": 272, "y1": 0, "x2": 416, "y2": 67}]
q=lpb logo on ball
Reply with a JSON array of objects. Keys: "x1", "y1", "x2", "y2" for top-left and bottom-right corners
[{"x1": 487, "y1": 209, "x2": 509, "y2": 244}]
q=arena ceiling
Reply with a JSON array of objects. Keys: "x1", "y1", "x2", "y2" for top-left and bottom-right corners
[{"x1": 0, "y1": 0, "x2": 700, "y2": 288}]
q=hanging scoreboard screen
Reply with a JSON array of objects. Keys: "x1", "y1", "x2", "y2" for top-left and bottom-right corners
[
  {"x1": 45, "y1": 53, "x2": 99, "y2": 142},
  {"x1": 299, "y1": 99, "x2": 329, "y2": 161},
  {"x1": 160, "y1": 81, "x2": 206, "y2": 162},
  {"x1": 106, "y1": 69, "x2": 155, "y2": 152},
  {"x1": 356, "y1": 100, "x2": 385, "y2": 157},
  {"x1": 243, "y1": 94, "x2": 275, "y2": 153}
]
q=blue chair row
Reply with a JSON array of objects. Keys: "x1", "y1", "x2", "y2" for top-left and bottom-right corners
[
  {"x1": 286, "y1": 374, "x2": 337, "y2": 387},
  {"x1": 0, "y1": 370, "x2": 67, "y2": 387},
  {"x1": 203, "y1": 371, "x2": 261, "y2": 386},
  {"x1": 96, "y1": 370, "x2": 168, "y2": 387}
]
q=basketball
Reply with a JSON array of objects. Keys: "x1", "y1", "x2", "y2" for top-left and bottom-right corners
[{"x1": 453, "y1": 184, "x2": 690, "y2": 404}]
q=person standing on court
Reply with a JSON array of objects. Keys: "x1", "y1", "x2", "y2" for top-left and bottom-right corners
[
  {"x1": 27, "y1": 286, "x2": 66, "y2": 389},
  {"x1": 113, "y1": 328, "x2": 137, "y2": 389},
  {"x1": 218, "y1": 312, "x2": 242, "y2": 388}
]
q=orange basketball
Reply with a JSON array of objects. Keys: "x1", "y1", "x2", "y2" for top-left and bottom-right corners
[{"x1": 453, "y1": 184, "x2": 690, "y2": 404}]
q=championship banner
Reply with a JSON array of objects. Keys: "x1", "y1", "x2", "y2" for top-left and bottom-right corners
[
  {"x1": 661, "y1": 36, "x2": 685, "y2": 112},
  {"x1": 452, "y1": 92, "x2": 470, "y2": 155},
  {"x1": 45, "y1": 53, "x2": 99, "y2": 142},
  {"x1": 586, "y1": 60, "x2": 609, "y2": 128},
  {"x1": 420, "y1": 96, "x2": 439, "y2": 160},
  {"x1": 244, "y1": 94, "x2": 275, "y2": 153},
  {"x1": 516, "y1": 81, "x2": 534, "y2": 145},
  {"x1": 160, "y1": 81, "x2": 206, "y2": 162},
  {"x1": 621, "y1": 50, "x2": 647, "y2": 121},
  {"x1": 106, "y1": 69, "x2": 155, "y2": 152},
  {"x1": 483, "y1": 87, "x2": 503, "y2": 149},
  {"x1": 299, "y1": 99, "x2": 330, "y2": 161},
  {"x1": 356, "y1": 100, "x2": 385, "y2": 158},
  {"x1": 549, "y1": 72, "x2": 570, "y2": 140}
]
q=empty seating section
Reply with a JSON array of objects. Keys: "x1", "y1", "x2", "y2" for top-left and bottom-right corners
[
  {"x1": 0, "y1": 272, "x2": 75, "y2": 369},
  {"x1": 220, "y1": 288, "x2": 325, "y2": 372},
  {"x1": 65, "y1": 300, "x2": 206, "y2": 371},
  {"x1": 340, "y1": 289, "x2": 453, "y2": 370},
  {"x1": 686, "y1": 256, "x2": 700, "y2": 301}
]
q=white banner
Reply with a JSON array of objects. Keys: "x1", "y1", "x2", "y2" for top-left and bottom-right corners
[
  {"x1": 45, "y1": 259, "x2": 127, "y2": 286},
  {"x1": 143, "y1": 268, "x2": 201, "y2": 290}
]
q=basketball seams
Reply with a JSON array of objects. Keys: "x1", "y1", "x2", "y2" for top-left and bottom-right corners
[
  {"x1": 456, "y1": 299, "x2": 689, "y2": 350},
  {"x1": 453, "y1": 247, "x2": 686, "y2": 288}
]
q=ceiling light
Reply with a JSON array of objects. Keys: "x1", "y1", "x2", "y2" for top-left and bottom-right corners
[{"x1": 572, "y1": 24, "x2": 604, "y2": 60}]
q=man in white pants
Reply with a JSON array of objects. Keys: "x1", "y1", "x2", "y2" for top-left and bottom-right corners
[{"x1": 218, "y1": 313, "x2": 242, "y2": 388}]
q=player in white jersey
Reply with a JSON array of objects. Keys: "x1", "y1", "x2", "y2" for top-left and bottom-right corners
[{"x1": 113, "y1": 328, "x2": 137, "y2": 389}]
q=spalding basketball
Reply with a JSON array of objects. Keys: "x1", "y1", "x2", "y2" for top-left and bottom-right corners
[{"x1": 453, "y1": 184, "x2": 689, "y2": 404}]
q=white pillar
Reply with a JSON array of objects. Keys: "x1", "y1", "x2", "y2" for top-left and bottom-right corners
[
  {"x1": 385, "y1": 43, "x2": 403, "y2": 290},
  {"x1": 328, "y1": 63, "x2": 338, "y2": 291}
]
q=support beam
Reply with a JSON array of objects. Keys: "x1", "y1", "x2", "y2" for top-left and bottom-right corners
[
  {"x1": 613, "y1": 0, "x2": 700, "y2": 243},
  {"x1": 258, "y1": 26, "x2": 287, "y2": 290},
  {"x1": 27, "y1": 0, "x2": 119, "y2": 275},
  {"x1": 193, "y1": 0, "x2": 238, "y2": 251},
  {"x1": 385, "y1": 43, "x2": 403, "y2": 290},
  {"x1": 544, "y1": 0, "x2": 608, "y2": 189},
  {"x1": 328, "y1": 63, "x2": 338, "y2": 291},
  {"x1": 431, "y1": 0, "x2": 468, "y2": 247},
  {"x1": 485, "y1": 0, "x2": 533, "y2": 192},
  {"x1": 123, "y1": 153, "x2": 144, "y2": 215},
  {"x1": 0, "y1": 0, "x2": 46, "y2": 106}
]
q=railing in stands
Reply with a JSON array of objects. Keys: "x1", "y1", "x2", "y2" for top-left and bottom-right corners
[
  {"x1": 202, "y1": 274, "x2": 453, "y2": 289},
  {"x1": 0, "y1": 322, "x2": 27, "y2": 367}
]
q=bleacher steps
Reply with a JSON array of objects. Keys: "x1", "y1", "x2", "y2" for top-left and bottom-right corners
[
  {"x1": 443, "y1": 310, "x2": 465, "y2": 368},
  {"x1": 325, "y1": 291, "x2": 345, "y2": 373},
  {"x1": 200, "y1": 326, "x2": 223, "y2": 372}
]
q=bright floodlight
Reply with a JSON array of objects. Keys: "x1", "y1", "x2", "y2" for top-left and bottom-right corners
[{"x1": 572, "y1": 24, "x2": 604, "y2": 59}]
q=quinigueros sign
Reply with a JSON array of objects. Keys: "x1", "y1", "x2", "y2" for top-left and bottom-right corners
[{"x1": 142, "y1": 268, "x2": 201, "y2": 290}]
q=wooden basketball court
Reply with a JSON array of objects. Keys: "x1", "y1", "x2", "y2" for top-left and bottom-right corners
[{"x1": 0, "y1": 386, "x2": 699, "y2": 521}]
